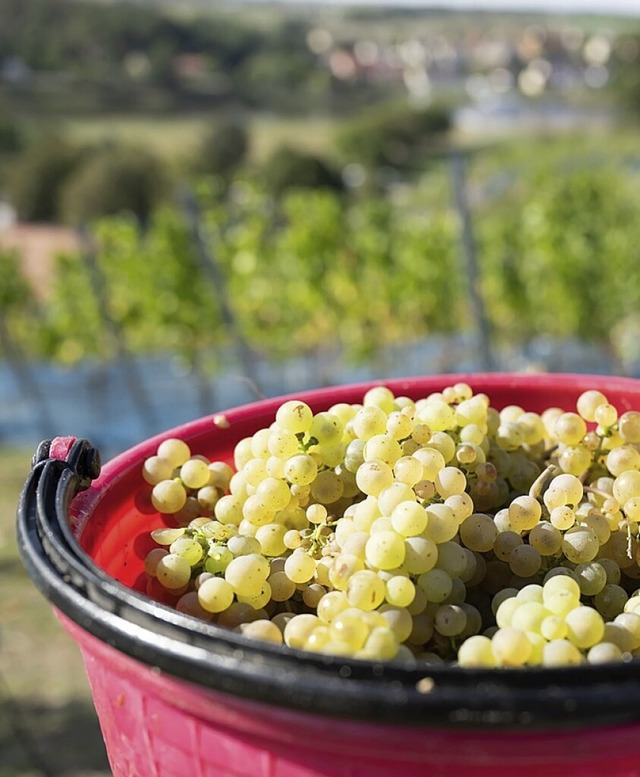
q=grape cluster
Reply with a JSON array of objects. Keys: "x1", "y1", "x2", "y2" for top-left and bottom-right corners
[{"x1": 140, "y1": 384, "x2": 640, "y2": 667}]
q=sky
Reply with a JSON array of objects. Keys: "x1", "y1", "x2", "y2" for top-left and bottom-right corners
[{"x1": 262, "y1": 0, "x2": 640, "y2": 15}]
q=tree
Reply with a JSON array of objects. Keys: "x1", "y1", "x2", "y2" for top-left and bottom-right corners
[
  {"x1": 337, "y1": 101, "x2": 451, "y2": 174},
  {"x1": 195, "y1": 119, "x2": 249, "y2": 180},
  {"x1": 7, "y1": 136, "x2": 83, "y2": 222},
  {"x1": 262, "y1": 146, "x2": 344, "y2": 198},
  {"x1": 60, "y1": 144, "x2": 168, "y2": 226}
]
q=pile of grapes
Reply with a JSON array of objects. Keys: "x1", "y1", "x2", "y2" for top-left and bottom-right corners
[{"x1": 140, "y1": 383, "x2": 640, "y2": 668}]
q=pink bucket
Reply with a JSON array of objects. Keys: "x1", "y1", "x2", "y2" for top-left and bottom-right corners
[{"x1": 17, "y1": 373, "x2": 640, "y2": 777}]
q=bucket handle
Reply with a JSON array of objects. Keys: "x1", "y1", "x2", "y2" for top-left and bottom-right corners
[{"x1": 31, "y1": 436, "x2": 101, "y2": 487}]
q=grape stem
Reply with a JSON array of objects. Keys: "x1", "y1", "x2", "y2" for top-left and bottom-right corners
[{"x1": 528, "y1": 464, "x2": 559, "y2": 501}]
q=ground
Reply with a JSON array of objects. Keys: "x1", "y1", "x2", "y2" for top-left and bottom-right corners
[{"x1": 0, "y1": 447, "x2": 111, "y2": 777}]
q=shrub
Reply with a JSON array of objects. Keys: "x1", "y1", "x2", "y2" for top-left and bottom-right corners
[
  {"x1": 337, "y1": 102, "x2": 451, "y2": 173},
  {"x1": 195, "y1": 118, "x2": 249, "y2": 180},
  {"x1": 60, "y1": 144, "x2": 168, "y2": 226},
  {"x1": 262, "y1": 145, "x2": 344, "y2": 198},
  {"x1": 7, "y1": 136, "x2": 83, "y2": 222}
]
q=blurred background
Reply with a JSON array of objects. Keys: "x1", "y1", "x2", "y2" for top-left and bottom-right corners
[{"x1": 1, "y1": 0, "x2": 640, "y2": 774}]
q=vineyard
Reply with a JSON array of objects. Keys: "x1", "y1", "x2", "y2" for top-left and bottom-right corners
[{"x1": 2, "y1": 139, "x2": 640, "y2": 452}]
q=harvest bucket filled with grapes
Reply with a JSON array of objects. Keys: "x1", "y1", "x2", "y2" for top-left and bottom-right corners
[{"x1": 16, "y1": 373, "x2": 640, "y2": 776}]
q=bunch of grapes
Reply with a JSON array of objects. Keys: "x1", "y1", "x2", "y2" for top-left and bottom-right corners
[{"x1": 140, "y1": 384, "x2": 640, "y2": 667}]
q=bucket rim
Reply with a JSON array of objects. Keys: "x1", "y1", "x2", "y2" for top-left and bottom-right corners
[{"x1": 16, "y1": 372, "x2": 640, "y2": 728}]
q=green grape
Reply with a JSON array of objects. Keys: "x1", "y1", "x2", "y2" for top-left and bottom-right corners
[
  {"x1": 495, "y1": 596, "x2": 521, "y2": 628},
  {"x1": 390, "y1": 500, "x2": 428, "y2": 537},
  {"x1": 356, "y1": 460, "x2": 394, "y2": 496},
  {"x1": 412, "y1": 447, "x2": 446, "y2": 481},
  {"x1": 363, "y1": 434, "x2": 402, "y2": 466},
  {"x1": 587, "y1": 642, "x2": 624, "y2": 664},
  {"x1": 170, "y1": 536, "x2": 204, "y2": 566},
  {"x1": 309, "y1": 469, "x2": 344, "y2": 504},
  {"x1": 491, "y1": 627, "x2": 532, "y2": 667},
  {"x1": 554, "y1": 413, "x2": 587, "y2": 446},
  {"x1": 595, "y1": 403, "x2": 618, "y2": 428},
  {"x1": 510, "y1": 601, "x2": 548, "y2": 634},
  {"x1": 205, "y1": 544, "x2": 233, "y2": 574},
  {"x1": 544, "y1": 474, "x2": 583, "y2": 510},
  {"x1": 435, "y1": 541, "x2": 468, "y2": 579},
  {"x1": 359, "y1": 626, "x2": 399, "y2": 661},
  {"x1": 284, "y1": 550, "x2": 316, "y2": 584},
  {"x1": 378, "y1": 482, "x2": 416, "y2": 516},
  {"x1": 255, "y1": 523, "x2": 288, "y2": 557},
  {"x1": 565, "y1": 606, "x2": 605, "y2": 649},
  {"x1": 237, "y1": 580, "x2": 272, "y2": 610},
  {"x1": 613, "y1": 470, "x2": 640, "y2": 504},
  {"x1": 180, "y1": 458, "x2": 211, "y2": 489},
  {"x1": 459, "y1": 513, "x2": 498, "y2": 552},
  {"x1": 542, "y1": 639, "x2": 583, "y2": 667},
  {"x1": 151, "y1": 479, "x2": 187, "y2": 514},
  {"x1": 445, "y1": 493, "x2": 475, "y2": 524},
  {"x1": 508, "y1": 545, "x2": 542, "y2": 577},
  {"x1": 418, "y1": 569, "x2": 453, "y2": 603},
  {"x1": 176, "y1": 591, "x2": 213, "y2": 621},
  {"x1": 619, "y1": 411, "x2": 640, "y2": 443},
  {"x1": 574, "y1": 562, "x2": 607, "y2": 597},
  {"x1": 316, "y1": 590, "x2": 349, "y2": 623},
  {"x1": 403, "y1": 536, "x2": 438, "y2": 576},
  {"x1": 275, "y1": 400, "x2": 313, "y2": 434},
  {"x1": 284, "y1": 613, "x2": 320, "y2": 648},
  {"x1": 508, "y1": 495, "x2": 542, "y2": 533},
  {"x1": 224, "y1": 553, "x2": 270, "y2": 597},
  {"x1": 434, "y1": 604, "x2": 467, "y2": 637},
  {"x1": 198, "y1": 577, "x2": 235, "y2": 613},
  {"x1": 143, "y1": 456, "x2": 174, "y2": 485},
  {"x1": 284, "y1": 454, "x2": 318, "y2": 486},
  {"x1": 528, "y1": 522, "x2": 563, "y2": 556},
  {"x1": 157, "y1": 438, "x2": 191, "y2": 468},
  {"x1": 386, "y1": 411, "x2": 414, "y2": 441},
  {"x1": 423, "y1": 503, "x2": 458, "y2": 544},
  {"x1": 576, "y1": 390, "x2": 608, "y2": 422},
  {"x1": 365, "y1": 530, "x2": 406, "y2": 570},
  {"x1": 562, "y1": 526, "x2": 599, "y2": 564},
  {"x1": 156, "y1": 553, "x2": 192, "y2": 590},
  {"x1": 144, "y1": 547, "x2": 168, "y2": 576},
  {"x1": 416, "y1": 398, "x2": 455, "y2": 432},
  {"x1": 302, "y1": 583, "x2": 326, "y2": 609},
  {"x1": 330, "y1": 608, "x2": 370, "y2": 649},
  {"x1": 457, "y1": 635, "x2": 496, "y2": 667},
  {"x1": 208, "y1": 461, "x2": 234, "y2": 491},
  {"x1": 329, "y1": 553, "x2": 364, "y2": 590},
  {"x1": 385, "y1": 575, "x2": 416, "y2": 607},
  {"x1": 540, "y1": 615, "x2": 568, "y2": 641},
  {"x1": 594, "y1": 584, "x2": 629, "y2": 619},
  {"x1": 238, "y1": 620, "x2": 283, "y2": 645}
]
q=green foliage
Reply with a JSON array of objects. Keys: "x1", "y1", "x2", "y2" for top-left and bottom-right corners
[
  {"x1": 478, "y1": 164, "x2": 640, "y2": 344},
  {"x1": 196, "y1": 119, "x2": 249, "y2": 180},
  {"x1": 337, "y1": 102, "x2": 452, "y2": 173},
  {"x1": 0, "y1": 117, "x2": 25, "y2": 155},
  {"x1": 7, "y1": 136, "x2": 84, "y2": 222},
  {"x1": 0, "y1": 248, "x2": 46, "y2": 354},
  {"x1": 59, "y1": 144, "x2": 168, "y2": 226},
  {"x1": 0, "y1": 0, "x2": 326, "y2": 114},
  {"x1": 262, "y1": 146, "x2": 344, "y2": 198},
  {"x1": 0, "y1": 249, "x2": 32, "y2": 309},
  {"x1": 44, "y1": 251, "x2": 105, "y2": 363},
  {"x1": 4, "y1": 147, "x2": 640, "y2": 374}
]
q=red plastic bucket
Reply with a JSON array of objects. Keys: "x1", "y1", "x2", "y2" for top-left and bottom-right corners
[{"x1": 17, "y1": 373, "x2": 640, "y2": 777}]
